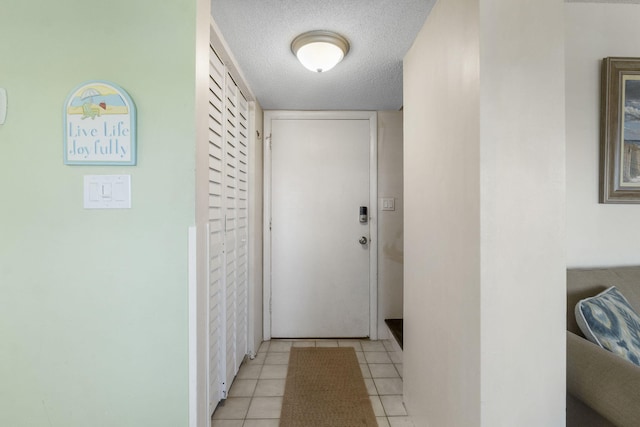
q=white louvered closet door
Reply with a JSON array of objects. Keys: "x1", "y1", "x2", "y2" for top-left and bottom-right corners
[
  {"x1": 207, "y1": 46, "x2": 250, "y2": 415},
  {"x1": 207, "y1": 47, "x2": 225, "y2": 413},
  {"x1": 223, "y1": 74, "x2": 239, "y2": 391},
  {"x1": 235, "y1": 92, "x2": 249, "y2": 370}
]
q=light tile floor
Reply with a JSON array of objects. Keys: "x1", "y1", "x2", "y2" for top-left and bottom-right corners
[{"x1": 211, "y1": 339, "x2": 414, "y2": 427}]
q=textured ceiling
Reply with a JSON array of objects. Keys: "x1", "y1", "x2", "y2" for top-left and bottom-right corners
[{"x1": 210, "y1": 0, "x2": 435, "y2": 110}]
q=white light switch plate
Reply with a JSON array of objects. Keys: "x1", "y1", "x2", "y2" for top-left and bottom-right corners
[
  {"x1": 380, "y1": 197, "x2": 395, "y2": 211},
  {"x1": 0, "y1": 88, "x2": 6, "y2": 125},
  {"x1": 84, "y1": 175, "x2": 131, "y2": 209}
]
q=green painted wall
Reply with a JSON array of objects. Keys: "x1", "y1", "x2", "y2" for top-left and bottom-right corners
[{"x1": 0, "y1": 1, "x2": 199, "y2": 425}]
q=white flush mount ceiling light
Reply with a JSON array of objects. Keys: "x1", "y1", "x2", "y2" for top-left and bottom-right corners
[{"x1": 291, "y1": 30, "x2": 350, "y2": 73}]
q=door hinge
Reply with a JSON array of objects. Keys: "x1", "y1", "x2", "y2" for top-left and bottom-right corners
[
  {"x1": 267, "y1": 134, "x2": 272, "y2": 150},
  {"x1": 269, "y1": 219, "x2": 272, "y2": 231}
]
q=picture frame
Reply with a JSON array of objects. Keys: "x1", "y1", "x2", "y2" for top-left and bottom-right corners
[{"x1": 600, "y1": 57, "x2": 640, "y2": 203}]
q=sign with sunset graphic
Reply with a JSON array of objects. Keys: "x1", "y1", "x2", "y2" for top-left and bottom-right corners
[{"x1": 64, "y1": 81, "x2": 136, "y2": 165}]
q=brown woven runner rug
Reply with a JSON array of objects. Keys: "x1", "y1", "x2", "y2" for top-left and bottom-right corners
[{"x1": 280, "y1": 347, "x2": 377, "y2": 427}]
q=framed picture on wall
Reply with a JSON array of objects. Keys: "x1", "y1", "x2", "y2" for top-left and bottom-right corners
[{"x1": 600, "y1": 57, "x2": 640, "y2": 203}]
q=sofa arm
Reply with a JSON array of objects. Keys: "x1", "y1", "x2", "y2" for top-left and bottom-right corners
[{"x1": 567, "y1": 331, "x2": 640, "y2": 427}]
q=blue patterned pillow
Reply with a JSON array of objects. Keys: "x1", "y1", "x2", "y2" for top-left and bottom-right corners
[{"x1": 575, "y1": 286, "x2": 640, "y2": 366}]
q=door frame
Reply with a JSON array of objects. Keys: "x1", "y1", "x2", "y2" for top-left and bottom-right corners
[{"x1": 263, "y1": 110, "x2": 378, "y2": 340}]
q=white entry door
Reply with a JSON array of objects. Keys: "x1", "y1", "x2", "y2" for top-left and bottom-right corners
[{"x1": 265, "y1": 112, "x2": 377, "y2": 338}]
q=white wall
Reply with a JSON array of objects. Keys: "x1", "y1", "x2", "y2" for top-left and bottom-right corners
[
  {"x1": 377, "y1": 111, "x2": 404, "y2": 336},
  {"x1": 0, "y1": 1, "x2": 204, "y2": 425},
  {"x1": 479, "y1": 0, "x2": 566, "y2": 424},
  {"x1": 249, "y1": 102, "x2": 264, "y2": 348},
  {"x1": 566, "y1": 2, "x2": 640, "y2": 267},
  {"x1": 194, "y1": 2, "x2": 212, "y2": 425},
  {"x1": 404, "y1": 0, "x2": 566, "y2": 425},
  {"x1": 403, "y1": 0, "x2": 481, "y2": 424}
]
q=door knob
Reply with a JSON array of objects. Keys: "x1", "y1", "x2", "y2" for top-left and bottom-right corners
[{"x1": 359, "y1": 236, "x2": 368, "y2": 245}]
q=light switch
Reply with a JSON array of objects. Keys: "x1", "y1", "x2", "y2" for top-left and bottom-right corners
[
  {"x1": 113, "y1": 182, "x2": 125, "y2": 201},
  {"x1": 380, "y1": 197, "x2": 395, "y2": 211},
  {"x1": 84, "y1": 175, "x2": 131, "y2": 209},
  {"x1": 102, "y1": 183, "x2": 112, "y2": 199},
  {"x1": 89, "y1": 183, "x2": 99, "y2": 201}
]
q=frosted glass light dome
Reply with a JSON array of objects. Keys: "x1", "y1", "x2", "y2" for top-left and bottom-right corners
[{"x1": 291, "y1": 31, "x2": 350, "y2": 73}]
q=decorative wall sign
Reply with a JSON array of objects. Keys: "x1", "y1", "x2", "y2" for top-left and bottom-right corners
[{"x1": 64, "y1": 80, "x2": 136, "y2": 165}]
